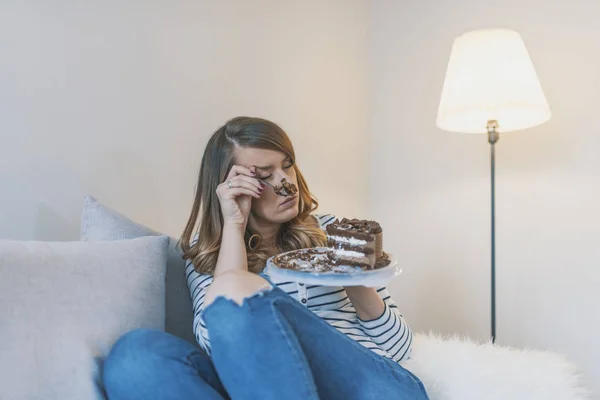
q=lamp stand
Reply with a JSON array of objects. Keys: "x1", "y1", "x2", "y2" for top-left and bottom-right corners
[{"x1": 487, "y1": 120, "x2": 499, "y2": 344}]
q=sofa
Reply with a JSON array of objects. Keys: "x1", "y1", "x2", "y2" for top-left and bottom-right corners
[{"x1": 0, "y1": 196, "x2": 590, "y2": 399}]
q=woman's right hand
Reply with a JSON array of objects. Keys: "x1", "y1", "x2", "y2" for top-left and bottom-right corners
[{"x1": 216, "y1": 165, "x2": 264, "y2": 227}]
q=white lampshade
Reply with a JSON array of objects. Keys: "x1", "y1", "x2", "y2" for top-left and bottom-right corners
[{"x1": 437, "y1": 29, "x2": 551, "y2": 133}]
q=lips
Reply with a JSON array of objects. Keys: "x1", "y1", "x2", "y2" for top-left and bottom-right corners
[{"x1": 280, "y1": 195, "x2": 298, "y2": 206}]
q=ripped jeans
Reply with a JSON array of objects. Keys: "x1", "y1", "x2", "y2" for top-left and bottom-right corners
[{"x1": 102, "y1": 286, "x2": 429, "y2": 400}]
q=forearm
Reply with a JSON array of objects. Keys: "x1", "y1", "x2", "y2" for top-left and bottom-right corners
[
  {"x1": 206, "y1": 223, "x2": 270, "y2": 307},
  {"x1": 349, "y1": 286, "x2": 414, "y2": 361},
  {"x1": 345, "y1": 286, "x2": 385, "y2": 321},
  {"x1": 214, "y1": 223, "x2": 248, "y2": 277}
]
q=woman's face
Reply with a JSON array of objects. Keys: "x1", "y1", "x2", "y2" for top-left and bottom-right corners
[{"x1": 233, "y1": 147, "x2": 299, "y2": 224}]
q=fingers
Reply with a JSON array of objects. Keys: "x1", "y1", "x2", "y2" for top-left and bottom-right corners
[
  {"x1": 223, "y1": 187, "x2": 261, "y2": 199},
  {"x1": 223, "y1": 165, "x2": 263, "y2": 191},
  {"x1": 218, "y1": 165, "x2": 264, "y2": 199},
  {"x1": 226, "y1": 165, "x2": 256, "y2": 181},
  {"x1": 216, "y1": 179, "x2": 263, "y2": 199},
  {"x1": 232, "y1": 175, "x2": 264, "y2": 192},
  {"x1": 226, "y1": 179, "x2": 262, "y2": 196}
]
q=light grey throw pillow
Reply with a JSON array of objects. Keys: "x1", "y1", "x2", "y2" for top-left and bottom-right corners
[
  {"x1": 80, "y1": 196, "x2": 195, "y2": 346},
  {"x1": 0, "y1": 236, "x2": 169, "y2": 400}
]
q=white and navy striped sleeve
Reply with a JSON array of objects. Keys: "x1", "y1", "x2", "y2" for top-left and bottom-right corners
[
  {"x1": 357, "y1": 287, "x2": 413, "y2": 362},
  {"x1": 185, "y1": 257, "x2": 214, "y2": 355}
]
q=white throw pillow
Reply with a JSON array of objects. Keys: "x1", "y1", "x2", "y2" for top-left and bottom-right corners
[
  {"x1": 80, "y1": 195, "x2": 195, "y2": 346},
  {"x1": 0, "y1": 236, "x2": 169, "y2": 400}
]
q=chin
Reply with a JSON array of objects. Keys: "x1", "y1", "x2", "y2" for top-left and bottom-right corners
[
  {"x1": 255, "y1": 204, "x2": 300, "y2": 224},
  {"x1": 276, "y1": 206, "x2": 299, "y2": 223}
]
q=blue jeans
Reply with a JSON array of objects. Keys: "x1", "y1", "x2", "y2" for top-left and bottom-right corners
[{"x1": 103, "y1": 287, "x2": 429, "y2": 400}]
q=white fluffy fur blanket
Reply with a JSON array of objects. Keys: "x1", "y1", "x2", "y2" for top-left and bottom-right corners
[{"x1": 400, "y1": 333, "x2": 590, "y2": 400}]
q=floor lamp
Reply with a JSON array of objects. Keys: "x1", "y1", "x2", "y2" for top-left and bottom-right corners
[{"x1": 436, "y1": 29, "x2": 551, "y2": 344}]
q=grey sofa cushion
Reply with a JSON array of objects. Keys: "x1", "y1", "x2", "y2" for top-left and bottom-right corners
[
  {"x1": 80, "y1": 196, "x2": 195, "y2": 346},
  {"x1": 0, "y1": 236, "x2": 169, "y2": 400}
]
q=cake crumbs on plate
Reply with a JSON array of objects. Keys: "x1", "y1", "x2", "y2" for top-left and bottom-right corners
[{"x1": 272, "y1": 248, "x2": 382, "y2": 274}]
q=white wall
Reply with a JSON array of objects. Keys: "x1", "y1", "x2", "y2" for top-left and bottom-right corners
[
  {"x1": 0, "y1": 0, "x2": 369, "y2": 241},
  {"x1": 370, "y1": 0, "x2": 600, "y2": 395},
  {"x1": 2, "y1": 0, "x2": 598, "y2": 395}
]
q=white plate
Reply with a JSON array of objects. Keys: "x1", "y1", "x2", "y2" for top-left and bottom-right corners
[{"x1": 265, "y1": 247, "x2": 401, "y2": 287}]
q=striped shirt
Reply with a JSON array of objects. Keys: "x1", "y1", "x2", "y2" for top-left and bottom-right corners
[{"x1": 186, "y1": 214, "x2": 413, "y2": 363}]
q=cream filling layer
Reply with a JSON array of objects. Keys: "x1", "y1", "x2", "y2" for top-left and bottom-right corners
[
  {"x1": 329, "y1": 235, "x2": 368, "y2": 245},
  {"x1": 333, "y1": 249, "x2": 367, "y2": 258}
]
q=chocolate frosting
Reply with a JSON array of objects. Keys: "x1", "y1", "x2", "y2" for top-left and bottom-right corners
[
  {"x1": 328, "y1": 218, "x2": 382, "y2": 234},
  {"x1": 274, "y1": 178, "x2": 298, "y2": 197}
]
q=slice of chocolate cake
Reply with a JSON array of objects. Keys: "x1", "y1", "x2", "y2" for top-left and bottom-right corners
[{"x1": 325, "y1": 218, "x2": 390, "y2": 270}]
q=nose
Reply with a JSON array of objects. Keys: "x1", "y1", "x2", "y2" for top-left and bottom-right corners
[{"x1": 273, "y1": 168, "x2": 293, "y2": 183}]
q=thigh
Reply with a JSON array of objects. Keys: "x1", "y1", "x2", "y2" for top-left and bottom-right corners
[
  {"x1": 204, "y1": 289, "x2": 320, "y2": 400},
  {"x1": 103, "y1": 329, "x2": 228, "y2": 400},
  {"x1": 267, "y1": 290, "x2": 428, "y2": 400},
  {"x1": 205, "y1": 288, "x2": 427, "y2": 400}
]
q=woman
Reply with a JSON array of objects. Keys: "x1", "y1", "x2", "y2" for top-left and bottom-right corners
[{"x1": 102, "y1": 117, "x2": 429, "y2": 400}]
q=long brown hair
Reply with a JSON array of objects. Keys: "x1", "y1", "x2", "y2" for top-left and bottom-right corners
[{"x1": 180, "y1": 116, "x2": 327, "y2": 274}]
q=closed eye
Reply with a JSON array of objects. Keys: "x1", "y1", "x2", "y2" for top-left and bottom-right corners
[{"x1": 258, "y1": 163, "x2": 294, "y2": 181}]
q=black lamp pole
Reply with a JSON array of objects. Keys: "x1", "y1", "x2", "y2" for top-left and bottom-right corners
[{"x1": 487, "y1": 120, "x2": 499, "y2": 344}]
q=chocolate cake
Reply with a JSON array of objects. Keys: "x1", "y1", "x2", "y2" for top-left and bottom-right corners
[
  {"x1": 273, "y1": 178, "x2": 297, "y2": 196},
  {"x1": 326, "y1": 218, "x2": 390, "y2": 269},
  {"x1": 273, "y1": 248, "x2": 341, "y2": 273}
]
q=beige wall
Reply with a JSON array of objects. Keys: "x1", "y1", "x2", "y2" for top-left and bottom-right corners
[
  {"x1": 0, "y1": 0, "x2": 369, "y2": 241},
  {"x1": 370, "y1": 0, "x2": 599, "y2": 395}
]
